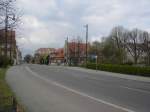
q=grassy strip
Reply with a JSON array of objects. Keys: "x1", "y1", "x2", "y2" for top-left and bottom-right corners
[
  {"x1": 0, "y1": 68, "x2": 26, "y2": 112},
  {"x1": 0, "y1": 68, "x2": 13, "y2": 97},
  {"x1": 0, "y1": 68, "x2": 13, "y2": 111},
  {"x1": 81, "y1": 63, "x2": 150, "y2": 77}
]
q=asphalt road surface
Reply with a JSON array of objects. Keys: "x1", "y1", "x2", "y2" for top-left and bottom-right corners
[{"x1": 6, "y1": 64, "x2": 150, "y2": 112}]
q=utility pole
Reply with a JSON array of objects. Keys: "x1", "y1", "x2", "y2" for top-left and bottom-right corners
[
  {"x1": 5, "y1": 6, "x2": 8, "y2": 57},
  {"x1": 84, "y1": 24, "x2": 88, "y2": 66},
  {"x1": 10, "y1": 30, "x2": 13, "y2": 60},
  {"x1": 66, "y1": 37, "x2": 69, "y2": 65},
  {"x1": 77, "y1": 36, "x2": 80, "y2": 65}
]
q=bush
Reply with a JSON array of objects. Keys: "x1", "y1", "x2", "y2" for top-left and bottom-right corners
[
  {"x1": 0, "y1": 56, "x2": 12, "y2": 68},
  {"x1": 85, "y1": 63, "x2": 150, "y2": 77}
]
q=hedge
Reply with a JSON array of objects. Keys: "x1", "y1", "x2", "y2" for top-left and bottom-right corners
[
  {"x1": 0, "y1": 56, "x2": 13, "y2": 68},
  {"x1": 84, "y1": 63, "x2": 150, "y2": 77}
]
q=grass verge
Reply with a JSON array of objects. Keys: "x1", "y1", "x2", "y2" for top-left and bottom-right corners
[
  {"x1": 0, "y1": 68, "x2": 13, "y2": 97},
  {"x1": 0, "y1": 68, "x2": 26, "y2": 112}
]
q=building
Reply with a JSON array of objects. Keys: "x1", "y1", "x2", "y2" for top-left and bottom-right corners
[
  {"x1": 64, "y1": 41, "x2": 89, "y2": 65},
  {"x1": 35, "y1": 48, "x2": 55, "y2": 56},
  {"x1": 0, "y1": 29, "x2": 16, "y2": 59},
  {"x1": 50, "y1": 48, "x2": 64, "y2": 63},
  {"x1": 34, "y1": 48, "x2": 55, "y2": 64},
  {"x1": 34, "y1": 48, "x2": 64, "y2": 64}
]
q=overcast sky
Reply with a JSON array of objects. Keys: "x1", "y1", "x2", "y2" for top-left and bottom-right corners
[{"x1": 16, "y1": 0, "x2": 150, "y2": 56}]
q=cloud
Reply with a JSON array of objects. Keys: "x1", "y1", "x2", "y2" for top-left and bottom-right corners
[
  {"x1": 16, "y1": 0, "x2": 150, "y2": 56},
  {"x1": 17, "y1": 15, "x2": 74, "y2": 55},
  {"x1": 17, "y1": 0, "x2": 58, "y2": 17}
]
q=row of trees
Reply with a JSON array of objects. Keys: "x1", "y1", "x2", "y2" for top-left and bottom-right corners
[{"x1": 89, "y1": 26, "x2": 150, "y2": 65}]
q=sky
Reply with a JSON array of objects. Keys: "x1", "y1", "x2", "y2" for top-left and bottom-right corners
[{"x1": 16, "y1": 0, "x2": 150, "y2": 56}]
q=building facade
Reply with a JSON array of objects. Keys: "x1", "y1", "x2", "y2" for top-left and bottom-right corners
[
  {"x1": 34, "y1": 48, "x2": 64, "y2": 64},
  {"x1": 64, "y1": 41, "x2": 89, "y2": 65},
  {"x1": 35, "y1": 48, "x2": 55, "y2": 56},
  {"x1": 0, "y1": 29, "x2": 16, "y2": 59}
]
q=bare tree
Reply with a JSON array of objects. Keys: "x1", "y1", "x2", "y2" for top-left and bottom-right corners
[
  {"x1": 110, "y1": 26, "x2": 124, "y2": 48},
  {"x1": 141, "y1": 31, "x2": 150, "y2": 65},
  {"x1": 109, "y1": 26, "x2": 127, "y2": 64},
  {"x1": 125, "y1": 29, "x2": 144, "y2": 64}
]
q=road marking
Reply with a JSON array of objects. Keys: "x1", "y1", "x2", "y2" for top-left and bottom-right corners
[
  {"x1": 120, "y1": 86, "x2": 150, "y2": 94},
  {"x1": 89, "y1": 77, "x2": 150, "y2": 94},
  {"x1": 25, "y1": 66, "x2": 135, "y2": 112}
]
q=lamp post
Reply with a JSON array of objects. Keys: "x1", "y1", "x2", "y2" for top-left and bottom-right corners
[
  {"x1": 10, "y1": 29, "x2": 13, "y2": 60},
  {"x1": 95, "y1": 55, "x2": 98, "y2": 71},
  {"x1": 84, "y1": 24, "x2": 88, "y2": 66},
  {"x1": 66, "y1": 37, "x2": 69, "y2": 66},
  {"x1": 5, "y1": 10, "x2": 8, "y2": 57}
]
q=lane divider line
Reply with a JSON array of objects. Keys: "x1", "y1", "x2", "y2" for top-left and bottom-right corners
[
  {"x1": 90, "y1": 77, "x2": 150, "y2": 94},
  {"x1": 120, "y1": 86, "x2": 150, "y2": 94},
  {"x1": 25, "y1": 66, "x2": 135, "y2": 112}
]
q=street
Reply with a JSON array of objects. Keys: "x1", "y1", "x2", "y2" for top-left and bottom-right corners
[{"x1": 6, "y1": 64, "x2": 150, "y2": 112}]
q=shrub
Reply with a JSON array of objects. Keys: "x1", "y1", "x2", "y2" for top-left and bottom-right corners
[
  {"x1": 84, "y1": 63, "x2": 150, "y2": 77},
  {"x1": 0, "y1": 56, "x2": 12, "y2": 68}
]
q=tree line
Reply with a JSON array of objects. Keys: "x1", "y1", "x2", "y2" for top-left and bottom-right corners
[{"x1": 89, "y1": 26, "x2": 150, "y2": 66}]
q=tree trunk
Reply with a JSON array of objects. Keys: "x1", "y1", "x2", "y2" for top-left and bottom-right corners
[
  {"x1": 134, "y1": 55, "x2": 138, "y2": 64},
  {"x1": 147, "y1": 53, "x2": 150, "y2": 65}
]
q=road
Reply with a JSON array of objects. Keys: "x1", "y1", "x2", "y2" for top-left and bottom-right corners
[{"x1": 6, "y1": 64, "x2": 150, "y2": 112}]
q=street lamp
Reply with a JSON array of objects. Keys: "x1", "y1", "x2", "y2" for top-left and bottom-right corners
[
  {"x1": 84, "y1": 24, "x2": 88, "y2": 66},
  {"x1": 95, "y1": 55, "x2": 98, "y2": 71}
]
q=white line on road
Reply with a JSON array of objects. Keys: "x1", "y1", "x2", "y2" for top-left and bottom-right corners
[
  {"x1": 120, "y1": 86, "x2": 150, "y2": 94},
  {"x1": 25, "y1": 66, "x2": 135, "y2": 112},
  {"x1": 90, "y1": 77, "x2": 150, "y2": 94}
]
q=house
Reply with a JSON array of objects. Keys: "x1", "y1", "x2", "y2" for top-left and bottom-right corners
[
  {"x1": 64, "y1": 41, "x2": 89, "y2": 65},
  {"x1": 0, "y1": 29, "x2": 17, "y2": 60},
  {"x1": 34, "y1": 48, "x2": 55, "y2": 64},
  {"x1": 54, "y1": 48, "x2": 64, "y2": 63},
  {"x1": 35, "y1": 48, "x2": 55, "y2": 56},
  {"x1": 34, "y1": 48, "x2": 65, "y2": 64}
]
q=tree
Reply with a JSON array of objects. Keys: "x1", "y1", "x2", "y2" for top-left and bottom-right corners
[
  {"x1": 87, "y1": 26, "x2": 150, "y2": 65},
  {"x1": 125, "y1": 29, "x2": 144, "y2": 64},
  {"x1": 108, "y1": 26, "x2": 127, "y2": 64},
  {"x1": 0, "y1": 0, "x2": 20, "y2": 28},
  {"x1": 102, "y1": 37, "x2": 122, "y2": 64},
  {"x1": 141, "y1": 31, "x2": 150, "y2": 65},
  {"x1": 24, "y1": 54, "x2": 33, "y2": 63},
  {"x1": 89, "y1": 41, "x2": 103, "y2": 63}
]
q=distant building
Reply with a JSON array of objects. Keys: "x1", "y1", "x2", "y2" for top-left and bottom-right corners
[
  {"x1": 35, "y1": 48, "x2": 55, "y2": 56},
  {"x1": 34, "y1": 48, "x2": 64, "y2": 64},
  {"x1": 0, "y1": 29, "x2": 17, "y2": 59},
  {"x1": 64, "y1": 41, "x2": 89, "y2": 65},
  {"x1": 34, "y1": 48, "x2": 55, "y2": 64},
  {"x1": 50, "y1": 48, "x2": 64, "y2": 63}
]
